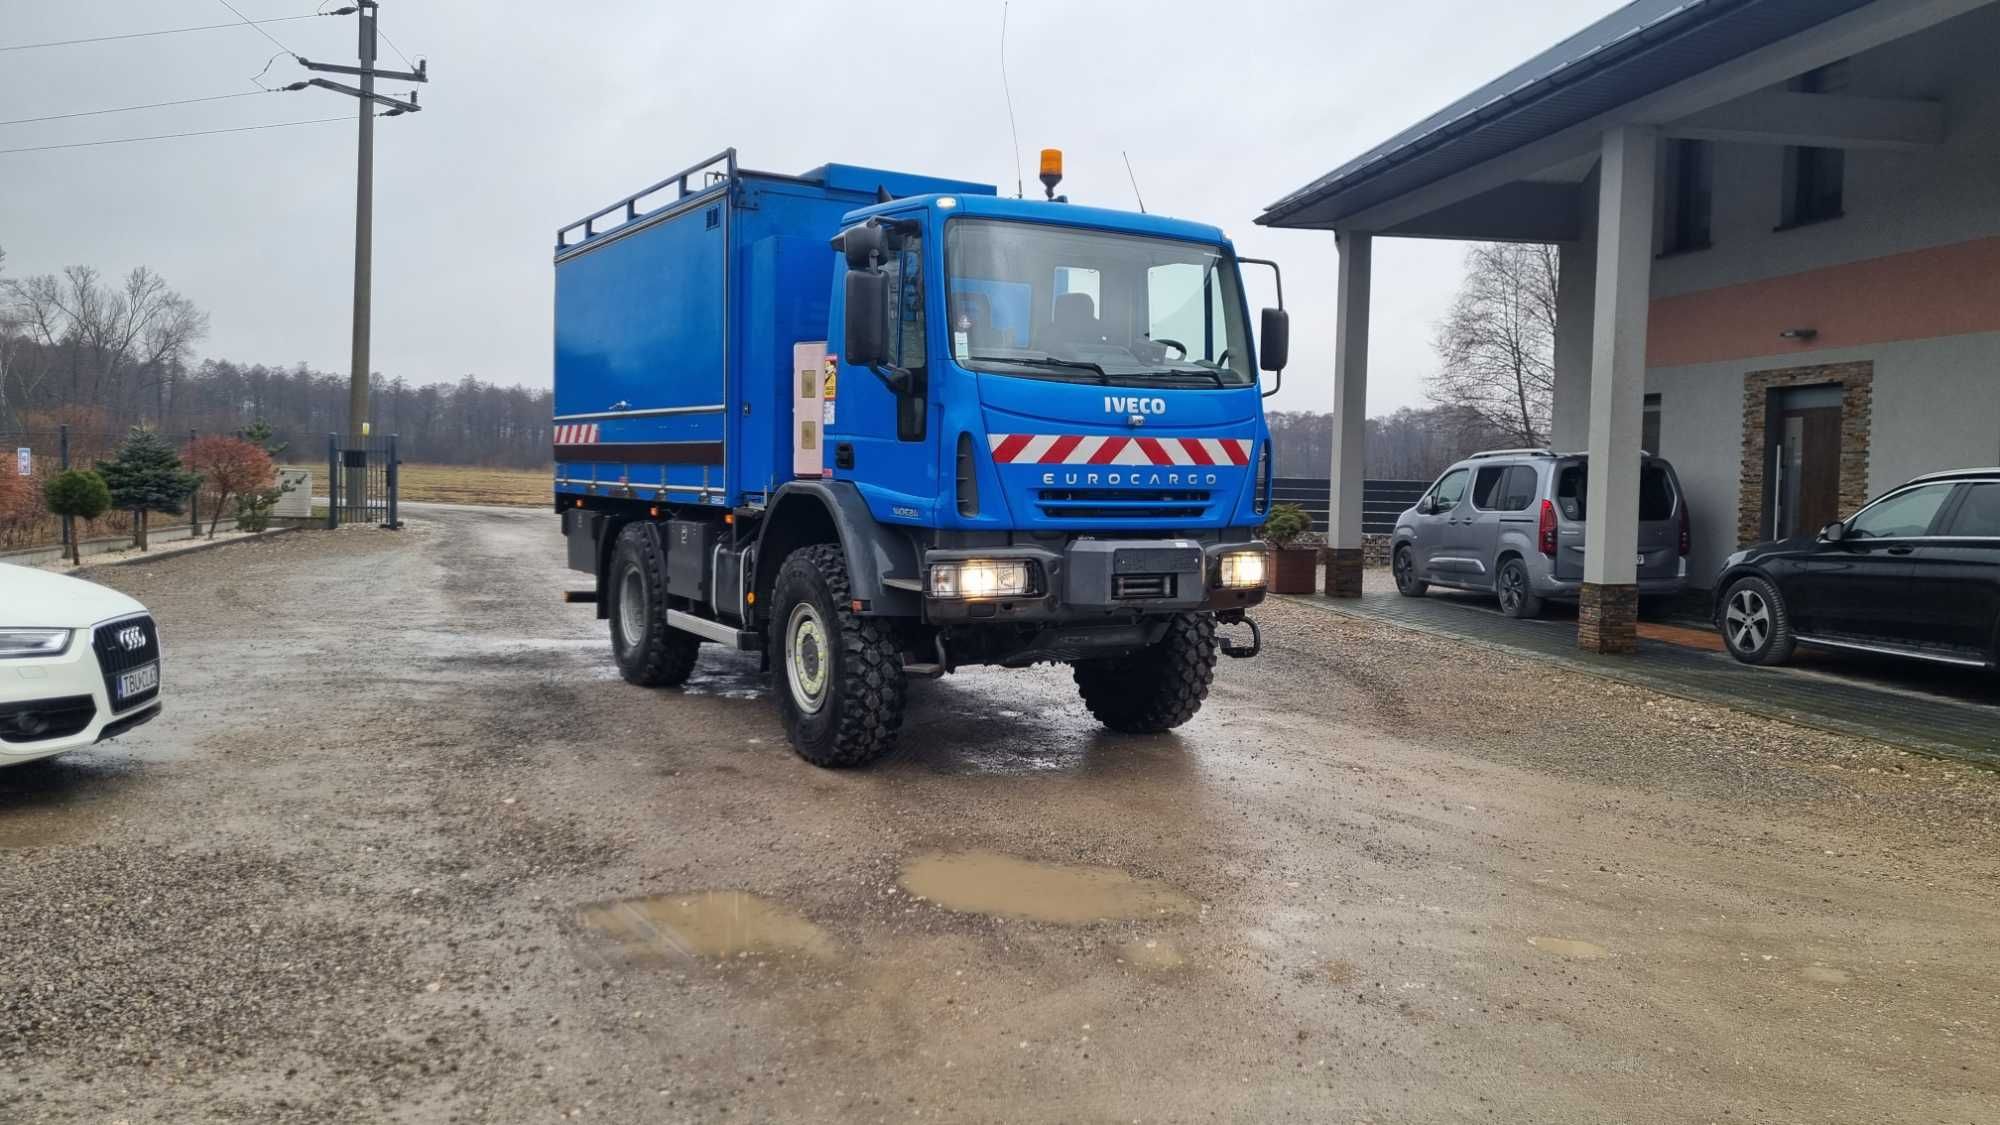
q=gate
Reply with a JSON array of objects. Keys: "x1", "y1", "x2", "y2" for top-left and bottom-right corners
[{"x1": 325, "y1": 433, "x2": 401, "y2": 529}]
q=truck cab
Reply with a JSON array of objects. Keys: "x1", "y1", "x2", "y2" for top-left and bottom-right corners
[{"x1": 553, "y1": 152, "x2": 1286, "y2": 767}]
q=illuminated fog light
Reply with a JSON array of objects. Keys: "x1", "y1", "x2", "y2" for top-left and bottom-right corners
[
  {"x1": 930, "y1": 559, "x2": 1032, "y2": 599},
  {"x1": 1218, "y1": 551, "x2": 1267, "y2": 590}
]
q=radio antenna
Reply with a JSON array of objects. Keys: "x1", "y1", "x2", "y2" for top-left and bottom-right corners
[
  {"x1": 1001, "y1": 1, "x2": 1023, "y2": 198},
  {"x1": 1122, "y1": 150, "x2": 1147, "y2": 213}
]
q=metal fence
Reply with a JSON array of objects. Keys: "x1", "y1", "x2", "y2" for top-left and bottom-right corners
[
  {"x1": 325, "y1": 433, "x2": 401, "y2": 529},
  {"x1": 1271, "y1": 478, "x2": 1432, "y2": 535}
]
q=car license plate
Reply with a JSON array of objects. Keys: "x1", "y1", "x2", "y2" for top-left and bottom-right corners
[{"x1": 117, "y1": 661, "x2": 159, "y2": 701}]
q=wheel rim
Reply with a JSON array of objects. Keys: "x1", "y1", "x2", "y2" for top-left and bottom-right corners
[
  {"x1": 1395, "y1": 549, "x2": 1413, "y2": 588},
  {"x1": 785, "y1": 602, "x2": 830, "y2": 714},
  {"x1": 1726, "y1": 588, "x2": 1771, "y2": 652},
  {"x1": 617, "y1": 566, "x2": 646, "y2": 651},
  {"x1": 1499, "y1": 565, "x2": 1523, "y2": 612}
]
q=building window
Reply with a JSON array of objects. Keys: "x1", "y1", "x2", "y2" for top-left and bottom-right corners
[
  {"x1": 1780, "y1": 62, "x2": 1848, "y2": 229},
  {"x1": 1662, "y1": 140, "x2": 1713, "y2": 254},
  {"x1": 1642, "y1": 393, "x2": 1662, "y2": 456}
]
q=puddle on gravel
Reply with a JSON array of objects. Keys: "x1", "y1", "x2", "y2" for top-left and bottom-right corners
[
  {"x1": 1801, "y1": 965, "x2": 1852, "y2": 984},
  {"x1": 576, "y1": 891, "x2": 834, "y2": 962},
  {"x1": 1118, "y1": 937, "x2": 1185, "y2": 970},
  {"x1": 900, "y1": 850, "x2": 1196, "y2": 924},
  {"x1": 1528, "y1": 937, "x2": 1609, "y2": 959}
]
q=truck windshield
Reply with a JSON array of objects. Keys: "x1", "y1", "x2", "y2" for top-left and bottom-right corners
[{"x1": 945, "y1": 218, "x2": 1254, "y2": 388}]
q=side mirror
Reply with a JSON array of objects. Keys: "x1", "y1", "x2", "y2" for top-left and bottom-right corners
[
  {"x1": 839, "y1": 222, "x2": 889, "y2": 270},
  {"x1": 1258, "y1": 307, "x2": 1290, "y2": 373},
  {"x1": 843, "y1": 269, "x2": 890, "y2": 368},
  {"x1": 1417, "y1": 496, "x2": 1435, "y2": 516},
  {"x1": 1820, "y1": 520, "x2": 1846, "y2": 542}
]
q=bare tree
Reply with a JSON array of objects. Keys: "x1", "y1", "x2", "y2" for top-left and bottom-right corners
[{"x1": 1429, "y1": 243, "x2": 1559, "y2": 447}]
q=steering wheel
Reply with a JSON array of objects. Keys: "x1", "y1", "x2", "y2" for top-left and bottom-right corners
[
  {"x1": 1216, "y1": 348, "x2": 1231, "y2": 369},
  {"x1": 1153, "y1": 338, "x2": 1188, "y2": 361}
]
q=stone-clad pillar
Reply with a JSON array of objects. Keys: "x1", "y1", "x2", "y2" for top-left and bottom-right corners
[
  {"x1": 1324, "y1": 230, "x2": 1370, "y2": 599},
  {"x1": 1578, "y1": 126, "x2": 1656, "y2": 654}
]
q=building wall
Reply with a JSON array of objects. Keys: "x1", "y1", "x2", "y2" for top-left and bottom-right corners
[
  {"x1": 1632, "y1": 5, "x2": 2000, "y2": 587},
  {"x1": 1650, "y1": 5, "x2": 2000, "y2": 306},
  {"x1": 1649, "y1": 333, "x2": 2000, "y2": 586}
]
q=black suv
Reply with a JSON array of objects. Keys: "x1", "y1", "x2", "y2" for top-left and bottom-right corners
[{"x1": 1714, "y1": 468, "x2": 2000, "y2": 669}]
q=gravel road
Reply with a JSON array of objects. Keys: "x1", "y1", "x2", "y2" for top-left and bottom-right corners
[{"x1": 3, "y1": 506, "x2": 1996, "y2": 1124}]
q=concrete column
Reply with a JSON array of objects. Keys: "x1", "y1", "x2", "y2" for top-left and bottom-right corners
[
  {"x1": 1578, "y1": 126, "x2": 1657, "y2": 654},
  {"x1": 1550, "y1": 239, "x2": 1596, "y2": 450},
  {"x1": 1324, "y1": 230, "x2": 1370, "y2": 598}
]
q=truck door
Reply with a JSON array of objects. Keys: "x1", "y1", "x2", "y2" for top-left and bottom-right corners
[{"x1": 831, "y1": 215, "x2": 937, "y2": 520}]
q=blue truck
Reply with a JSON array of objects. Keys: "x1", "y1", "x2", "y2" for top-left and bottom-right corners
[{"x1": 553, "y1": 149, "x2": 1288, "y2": 767}]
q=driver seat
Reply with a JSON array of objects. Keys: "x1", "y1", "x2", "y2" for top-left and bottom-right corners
[{"x1": 1047, "y1": 292, "x2": 1103, "y2": 346}]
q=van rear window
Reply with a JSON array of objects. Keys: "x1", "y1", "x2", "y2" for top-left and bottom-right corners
[{"x1": 1556, "y1": 463, "x2": 1676, "y2": 521}]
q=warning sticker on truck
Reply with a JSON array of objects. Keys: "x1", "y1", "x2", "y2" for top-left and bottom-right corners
[{"x1": 821, "y1": 356, "x2": 838, "y2": 426}]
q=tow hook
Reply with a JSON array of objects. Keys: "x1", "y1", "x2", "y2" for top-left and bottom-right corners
[{"x1": 1219, "y1": 616, "x2": 1261, "y2": 659}]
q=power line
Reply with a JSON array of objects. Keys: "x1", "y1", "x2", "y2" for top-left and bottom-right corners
[
  {"x1": 377, "y1": 27, "x2": 416, "y2": 72},
  {"x1": 0, "y1": 115, "x2": 359, "y2": 156},
  {"x1": 215, "y1": 0, "x2": 301, "y2": 58},
  {"x1": 0, "y1": 13, "x2": 321, "y2": 53},
  {"x1": 0, "y1": 90, "x2": 278, "y2": 128}
]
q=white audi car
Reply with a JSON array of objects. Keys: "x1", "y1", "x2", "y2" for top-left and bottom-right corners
[{"x1": 0, "y1": 562, "x2": 162, "y2": 767}]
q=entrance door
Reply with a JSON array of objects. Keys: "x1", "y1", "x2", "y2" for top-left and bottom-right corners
[{"x1": 1771, "y1": 387, "x2": 1843, "y2": 540}]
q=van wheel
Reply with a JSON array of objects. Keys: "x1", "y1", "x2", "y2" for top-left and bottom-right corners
[
  {"x1": 769, "y1": 544, "x2": 907, "y2": 768},
  {"x1": 1393, "y1": 545, "x2": 1427, "y2": 597},
  {"x1": 1496, "y1": 558, "x2": 1543, "y2": 619},
  {"x1": 609, "y1": 523, "x2": 701, "y2": 687},
  {"x1": 1073, "y1": 613, "x2": 1216, "y2": 733},
  {"x1": 1721, "y1": 576, "x2": 1796, "y2": 666}
]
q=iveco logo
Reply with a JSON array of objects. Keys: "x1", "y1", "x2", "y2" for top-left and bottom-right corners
[
  {"x1": 1105, "y1": 395, "x2": 1166, "y2": 416},
  {"x1": 117, "y1": 626, "x2": 145, "y2": 651}
]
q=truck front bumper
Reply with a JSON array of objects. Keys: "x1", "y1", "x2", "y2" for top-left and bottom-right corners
[{"x1": 919, "y1": 539, "x2": 1267, "y2": 625}]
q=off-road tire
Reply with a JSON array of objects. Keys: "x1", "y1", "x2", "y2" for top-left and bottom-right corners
[
  {"x1": 608, "y1": 523, "x2": 701, "y2": 687},
  {"x1": 1393, "y1": 544, "x2": 1428, "y2": 597},
  {"x1": 1072, "y1": 613, "x2": 1217, "y2": 734},
  {"x1": 1720, "y1": 575, "x2": 1796, "y2": 666},
  {"x1": 769, "y1": 544, "x2": 907, "y2": 768},
  {"x1": 1496, "y1": 557, "x2": 1544, "y2": 619}
]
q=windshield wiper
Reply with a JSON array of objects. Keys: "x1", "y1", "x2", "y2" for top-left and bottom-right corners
[
  {"x1": 966, "y1": 354, "x2": 1110, "y2": 383},
  {"x1": 1151, "y1": 365, "x2": 1225, "y2": 387}
]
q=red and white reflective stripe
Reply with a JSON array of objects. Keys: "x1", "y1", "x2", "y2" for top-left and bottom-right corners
[
  {"x1": 986, "y1": 434, "x2": 1251, "y2": 467},
  {"x1": 553, "y1": 423, "x2": 600, "y2": 444}
]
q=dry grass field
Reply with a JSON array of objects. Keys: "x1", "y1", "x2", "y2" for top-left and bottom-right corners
[
  {"x1": 396, "y1": 463, "x2": 550, "y2": 507},
  {"x1": 277, "y1": 463, "x2": 552, "y2": 508}
]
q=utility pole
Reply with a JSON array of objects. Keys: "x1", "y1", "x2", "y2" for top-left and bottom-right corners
[{"x1": 286, "y1": 2, "x2": 425, "y2": 514}]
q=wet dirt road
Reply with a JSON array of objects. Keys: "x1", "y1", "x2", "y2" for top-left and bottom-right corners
[{"x1": 4, "y1": 506, "x2": 1997, "y2": 1124}]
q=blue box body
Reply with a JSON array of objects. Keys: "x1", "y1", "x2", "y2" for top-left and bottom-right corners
[{"x1": 552, "y1": 161, "x2": 993, "y2": 508}]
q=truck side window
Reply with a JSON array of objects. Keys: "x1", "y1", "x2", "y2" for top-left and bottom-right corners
[{"x1": 882, "y1": 231, "x2": 927, "y2": 441}]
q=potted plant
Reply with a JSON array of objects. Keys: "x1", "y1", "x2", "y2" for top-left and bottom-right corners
[{"x1": 1259, "y1": 502, "x2": 1320, "y2": 594}]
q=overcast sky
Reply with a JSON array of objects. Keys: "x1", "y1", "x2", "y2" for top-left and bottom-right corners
[{"x1": 2, "y1": 0, "x2": 1622, "y2": 417}]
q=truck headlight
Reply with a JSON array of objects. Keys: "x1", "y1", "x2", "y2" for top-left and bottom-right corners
[
  {"x1": 0, "y1": 628, "x2": 72, "y2": 658},
  {"x1": 1217, "y1": 551, "x2": 1267, "y2": 590},
  {"x1": 930, "y1": 559, "x2": 1034, "y2": 599}
]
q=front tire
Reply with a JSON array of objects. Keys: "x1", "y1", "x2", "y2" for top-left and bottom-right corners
[
  {"x1": 1720, "y1": 575, "x2": 1796, "y2": 666},
  {"x1": 769, "y1": 544, "x2": 907, "y2": 768},
  {"x1": 1393, "y1": 545, "x2": 1428, "y2": 597},
  {"x1": 1073, "y1": 613, "x2": 1217, "y2": 734},
  {"x1": 608, "y1": 523, "x2": 701, "y2": 687},
  {"x1": 1496, "y1": 557, "x2": 1544, "y2": 619}
]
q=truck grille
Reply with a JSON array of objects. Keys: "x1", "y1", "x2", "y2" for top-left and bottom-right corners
[
  {"x1": 91, "y1": 614, "x2": 160, "y2": 712},
  {"x1": 1111, "y1": 574, "x2": 1176, "y2": 600},
  {"x1": 1036, "y1": 488, "x2": 1209, "y2": 521}
]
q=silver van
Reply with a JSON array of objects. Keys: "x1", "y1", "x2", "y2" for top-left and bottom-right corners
[{"x1": 1391, "y1": 449, "x2": 1690, "y2": 617}]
